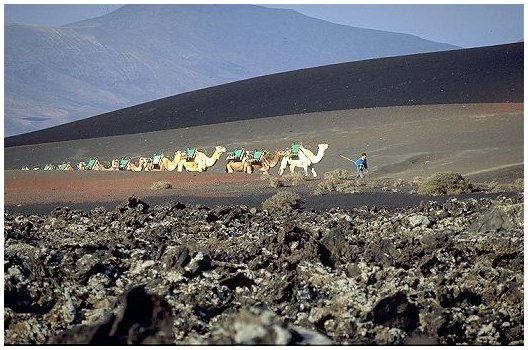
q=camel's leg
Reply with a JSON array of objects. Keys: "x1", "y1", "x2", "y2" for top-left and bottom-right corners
[
  {"x1": 278, "y1": 158, "x2": 288, "y2": 176},
  {"x1": 310, "y1": 166, "x2": 317, "y2": 178},
  {"x1": 289, "y1": 164, "x2": 296, "y2": 174},
  {"x1": 196, "y1": 160, "x2": 206, "y2": 172},
  {"x1": 226, "y1": 162, "x2": 233, "y2": 173},
  {"x1": 302, "y1": 164, "x2": 309, "y2": 176}
]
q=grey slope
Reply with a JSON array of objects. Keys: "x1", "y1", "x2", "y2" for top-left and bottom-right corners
[{"x1": 5, "y1": 4, "x2": 458, "y2": 136}]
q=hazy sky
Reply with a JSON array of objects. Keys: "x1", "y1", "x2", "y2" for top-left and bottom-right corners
[{"x1": 3, "y1": 3, "x2": 524, "y2": 48}]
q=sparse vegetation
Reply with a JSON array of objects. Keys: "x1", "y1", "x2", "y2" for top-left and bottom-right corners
[
  {"x1": 316, "y1": 169, "x2": 414, "y2": 195},
  {"x1": 324, "y1": 168, "x2": 352, "y2": 180},
  {"x1": 284, "y1": 172, "x2": 306, "y2": 186},
  {"x1": 268, "y1": 176, "x2": 285, "y2": 188},
  {"x1": 417, "y1": 172, "x2": 472, "y2": 196},
  {"x1": 317, "y1": 168, "x2": 357, "y2": 193},
  {"x1": 268, "y1": 173, "x2": 306, "y2": 188},
  {"x1": 150, "y1": 181, "x2": 173, "y2": 190},
  {"x1": 262, "y1": 191, "x2": 301, "y2": 213},
  {"x1": 486, "y1": 177, "x2": 524, "y2": 193}
]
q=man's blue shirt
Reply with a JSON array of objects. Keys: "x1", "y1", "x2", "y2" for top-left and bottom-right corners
[{"x1": 355, "y1": 157, "x2": 368, "y2": 171}]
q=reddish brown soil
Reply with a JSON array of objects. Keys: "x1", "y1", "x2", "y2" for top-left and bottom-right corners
[{"x1": 4, "y1": 170, "x2": 270, "y2": 207}]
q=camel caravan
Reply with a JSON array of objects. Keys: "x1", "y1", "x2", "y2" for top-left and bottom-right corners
[{"x1": 22, "y1": 142, "x2": 328, "y2": 177}]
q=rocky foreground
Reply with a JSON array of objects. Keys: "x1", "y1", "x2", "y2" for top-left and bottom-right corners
[{"x1": 4, "y1": 193, "x2": 524, "y2": 345}]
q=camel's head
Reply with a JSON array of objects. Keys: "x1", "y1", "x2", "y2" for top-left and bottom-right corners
[
  {"x1": 318, "y1": 144, "x2": 329, "y2": 151},
  {"x1": 215, "y1": 146, "x2": 227, "y2": 154},
  {"x1": 174, "y1": 150, "x2": 184, "y2": 159},
  {"x1": 112, "y1": 159, "x2": 119, "y2": 167},
  {"x1": 77, "y1": 162, "x2": 86, "y2": 170}
]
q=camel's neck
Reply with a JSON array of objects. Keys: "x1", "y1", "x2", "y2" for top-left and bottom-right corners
[
  {"x1": 268, "y1": 151, "x2": 282, "y2": 167},
  {"x1": 312, "y1": 147, "x2": 326, "y2": 163},
  {"x1": 205, "y1": 150, "x2": 222, "y2": 167}
]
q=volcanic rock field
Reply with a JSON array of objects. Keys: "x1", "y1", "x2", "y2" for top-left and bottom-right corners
[{"x1": 4, "y1": 192, "x2": 524, "y2": 345}]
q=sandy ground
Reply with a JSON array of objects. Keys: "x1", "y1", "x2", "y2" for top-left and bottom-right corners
[{"x1": 4, "y1": 103, "x2": 523, "y2": 214}]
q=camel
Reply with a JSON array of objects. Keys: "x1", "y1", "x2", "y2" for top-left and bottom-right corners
[
  {"x1": 21, "y1": 166, "x2": 29, "y2": 170},
  {"x1": 77, "y1": 158, "x2": 119, "y2": 171},
  {"x1": 126, "y1": 157, "x2": 146, "y2": 171},
  {"x1": 96, "y1": 159, "x2": 120, "y2": 171},
  {"x1": 178, "y1": 146, "x2": 227, "y2": 172},
  {"x1": 58, "y1": 162, "x2": 74, "y2": 171},
  {"x1": 106, "y1": 159, "x2": 120, "y2": 171},
  {"x1": 227, "y1": 150, "x2": 286, "y2": 175},
  {"x1": 87, "y1": 158, "x2": 104, "y2": 170},
  {"x1": 159, "y1": 151, "x2": 185, "y2": 171},
  {"x1": 278, "y1": 143, "x2": 329, "y2": 177},
  {"x1": 143, "y1": 158, "x2": 154, "y2": 171},
  {"x1": 225, "y1": 148, "x2": 250, "y2": 174},
  {"x1": 145, "y1": 153, "x2": 170, "y2": 171},
  {"x1": 149, "y1": 154, "x2": 165, "y2": 171},
  {"x1": 249, "y1": 150, "x2": 287, "y2": 175},
  {"x1": 143, "y1": 155, "x2": 159, "y2": 171}
]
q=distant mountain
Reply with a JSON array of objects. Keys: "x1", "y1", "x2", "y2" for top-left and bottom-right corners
[
  {"x1": 5, "y1": 43, "x2": 523, "y2": 148},
  {"x1": 4, "y1": 4, "x2": 459, "y2": 136}
]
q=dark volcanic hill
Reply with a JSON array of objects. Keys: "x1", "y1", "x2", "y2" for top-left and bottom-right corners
[
  {"x1": 5, "y1": 43, "x2": 523, "y2": 148},
  {"x1": 5, "y1": 4, "x2": 458, "y2": 136}
]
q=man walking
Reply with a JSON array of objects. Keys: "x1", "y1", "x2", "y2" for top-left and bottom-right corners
[{"x1": 355, "y1": 152, "x2": 368, "y2": 178}]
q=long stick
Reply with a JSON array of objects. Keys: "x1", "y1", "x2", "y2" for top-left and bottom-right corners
[{"x1": 339, "y1": 154, "x2": 355, "y2": 163}]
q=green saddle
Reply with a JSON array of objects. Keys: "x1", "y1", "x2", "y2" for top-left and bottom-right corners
[
  {"x1": 227, "y1": 148, "x2": 246, "y2": 161},
  {"x1": 119, "y1": 158, "x2": 130, "y2": 170},
  {"x1": 86, "y1": 158, "x2": 97, "y2": 170},
  {"x1": 248, "y1": 150, "x2": 265, "y2": 163},
  {"x1": 186, "y1": 147, "x2": 197, "y2": 161},
  {"x1": 290, "y1": 142, "x2": 301, "y2": 157},
  {"x1": 58, "y1": 163, "x2": 70, "y2": 170},
  {"x1": 152, "y1": 154, "x2": 162, "y2": 165},
  {"x1": 44, "y1": 164, "x2": 54, "y2": 170}
]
